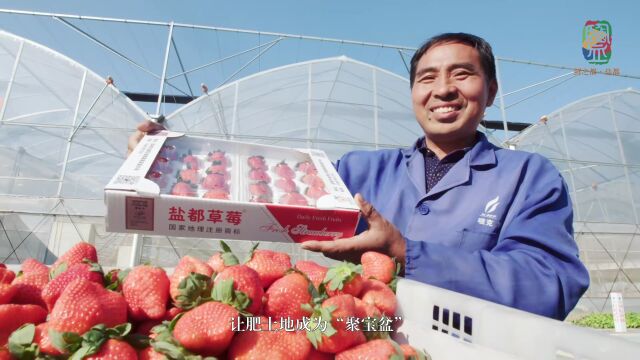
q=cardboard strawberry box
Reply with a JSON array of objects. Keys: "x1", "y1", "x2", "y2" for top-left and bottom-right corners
[{"x1": 105, "y1": 131, "x2": 360, "y2": 243}]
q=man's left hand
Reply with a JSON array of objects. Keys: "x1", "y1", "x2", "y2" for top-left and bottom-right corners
[{"x1": 301, "y1": 193, "x2": 406, "y2": 268}]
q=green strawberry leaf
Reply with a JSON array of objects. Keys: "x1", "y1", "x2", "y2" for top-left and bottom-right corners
[
  {"x1": 68, "y1": 345, "x2": 96, "y2": 360},
  {"x1": 49, "y1": 262, "x2": 68, "y2": 280},
  {"x1": 323, "y1": 262, "x2": 362, "y2": 291},
  {"x1": 176, "y1": 273, "x2": 213, "y2": 310},
  {"x1": 8, "y1": 323, "x2": 39, "y2": 360},
  {"x1": 218, "y1": 240, "x2": 239, "y2": 266},
  {"x1": 388, "y1": 261, "x2": 402, "y2": 293},
  {"x1": 304, "y1": 304, "x2": 337, "y2": 349},
  {"x1": 211, "y1": 278, "x2": 234, "y2": 303},
  {"x1": 243, "y1": 242, "x2": 260, "y2": 264},
  {"x1": 105, "y1": 323, "x2": 132, "y2": 338},
  {"x1": 49, "y1": 329, "x2": 83, "y2": 354}
]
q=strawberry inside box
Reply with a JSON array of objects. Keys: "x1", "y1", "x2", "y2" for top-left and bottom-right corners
[{"x1": 105, "y1": 131, "x2": 360, "y2": 243}]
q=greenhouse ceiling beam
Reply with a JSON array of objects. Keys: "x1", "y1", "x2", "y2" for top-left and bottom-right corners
[
  {"x1": 167, "y1": 37, "x2": 283, "y2": 80},
  {"x1": 123, "y1": 92, "x2": 196, "y2": 104},
  {"x1": 0, "y1": 9, "x2": 414, "y2": 51},
  {"x1": 216, "y1": 38, "x2": 282, "y2": 88},
  {"x1": 53, "y1": 16, "x2": 192, "y2": 98},
  {"x1": 3, "y1": 8, "x2": 640, "y2": 79}
]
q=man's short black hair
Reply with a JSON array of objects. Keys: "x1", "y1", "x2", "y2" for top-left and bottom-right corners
[{"x1": 409, "y1": 33, "x2": 496, "y2": 87}]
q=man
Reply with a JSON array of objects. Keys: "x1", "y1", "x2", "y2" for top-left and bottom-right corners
[
  {"x1": 301, "y1": 33, "x2": 589, "y2": 320},
  {"x1": 129, "y1": 33, "x2": 589, "y2": 320}
]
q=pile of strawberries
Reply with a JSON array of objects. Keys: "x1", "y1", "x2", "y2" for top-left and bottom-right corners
[{"x1": 0, "y1": 242, "x2": 429, "y2": 359}]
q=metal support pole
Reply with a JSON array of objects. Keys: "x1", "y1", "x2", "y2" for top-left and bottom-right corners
[
  {"x1": 494, "y1": 58, "x2": 509, "y2": 142},
  {"x1": 156, "y1": 21, "x2": 175, "y2": 116}
]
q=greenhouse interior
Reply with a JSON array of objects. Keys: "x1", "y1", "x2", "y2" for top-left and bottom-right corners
[{"x1": 0, "y1": 18, "x2": 639, "y2": 323}]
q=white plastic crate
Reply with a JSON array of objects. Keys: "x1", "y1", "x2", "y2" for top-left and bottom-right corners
[{"x1": 394, "y1": 278, "x2": 640, "y2": 359}]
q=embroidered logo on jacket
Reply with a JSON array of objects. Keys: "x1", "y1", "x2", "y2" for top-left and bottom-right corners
[{"x1": 478, "y1": 196, "x2": 499, "y2": 227}]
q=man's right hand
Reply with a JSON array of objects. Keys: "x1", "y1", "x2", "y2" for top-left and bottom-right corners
[{"x1": 127, "y1": 120, "x2": 166, "y2": 156}]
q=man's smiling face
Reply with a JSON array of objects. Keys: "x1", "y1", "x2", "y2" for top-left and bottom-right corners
[{"x1": 411, "y1": 42, "x2": 497, "y2": 146}]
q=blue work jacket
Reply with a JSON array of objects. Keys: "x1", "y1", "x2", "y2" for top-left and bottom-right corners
[{"x1": 335, "y1": 133, "x2": 589, "y2": 320}]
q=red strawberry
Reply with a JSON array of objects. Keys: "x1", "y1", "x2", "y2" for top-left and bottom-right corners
[
  {"x1": 0, "y1": 284, "x2": 15, "y2": 305},
  {"x1": 11, "y1": 259, "x2": 49, "y2": 307},
  {"x1": 227, "y1": 316, "x2": 311, "y2": 360},
  {"x1": 203, "y1": 189, "x2": 230, "y2": 200},
  {"x1": 139, "y1": 347, "x2": 167, "y2": 360},
  {"x1": 294, "y1": 260, "x2": 328, "y2": 290},
  {"x1": 274, "y1": 161, "x2": 295, "y2": 179},
  {"x1": 335, "y1": 339, "x2": 403, "y2": 360},
  {"x1": 207, "y1": 253, "x2": 226, "y2": 274},
  {"x1": 263, "y1": 272, "x2": 311, "y2": 321},
  {"x1": 20, "y1": 258, "x2": 49, "y2": 275},
  {"x1": 324, "y1": 262, "x2": 364, "y2": 298},
  {"x1": 0, "y1": 348, "x2": 10, "y2": 360},
  {"x1": 307, "y1": 348, "x2": 334, "y2": 360},
  {"x1": 169, "y1": 256, "x2": 213, "y2": 305},
  {"x1": 214, "y1": 265, "x2": 264, "y2": 315},
  {"x1": 278, "y1": 192, "x2": 308, "y2": 206},
  {"x1": 301, "y1": 174, "x2": 325, "y2": 188},
  {"x1": 151, "y1": 156, "x2": 172, "y2": 173},
  {"x1": 249, "y1": 169, "x2": 271, "y2": 183},
  {"x1": 48, "y1": 279, "x2": 127, "y2": 335},
  {"x1": 275, "y1": 178, "x2": 297, "y2": 192},
  {"x1": 42, "y1": 262, "x2": 104, "y2": 311},
  {"x1": 52, "y1": 242, "x2": 98, "y2": 274},
  {"x1": 206, "y1": 163, "x2": 228, "y2": 174},
  {"x1": 182, "y1": 154, "x2": 199, "y2": 170},
  {"x1": 361, "y1": 251, "x2": 396, "y2": 284},
  {"x1": 247, "y1": 155, "x2": 267, "y2": 170},
  {"x1": 207, "y1": 240, "x2": 240, "y2": 274},
  {"x1": 0, "y1": 304, "x2": 47, "y2": 345},
  {"x1": 171, "y1": 182, "x2": 196, "y2": 197},
  {"x1": 165, "y1": 307, "x2": 183, "y2": 320},
  {"x1": 249, "y1": 181, "x2": 272, "y2": 197},
  {"x1": 84, "y1": 339, "x2": 138, "y2": 360},
  {"x1": 245, "y1": 249, "x2": 291, "y2": 289},
  {"x1": 353, "y1": 297, "x2": 382, "y2": 319},
  {"x1": 202, "y1": 173, "x2": 229, "y2": 191},
  {"x1": 360, "y1": 279, "x2": 397, "y2": 317},
  {"x1": 123, "y1": 265, "x2": 170, "y2": 321},
  {"x1": 312, "y1": 294, "x2": 365, "y2": 354},
  {"x1": 305, "y1": 186, "x2": 329, "y2": 200},
  {"x1": 173, "y1": 301, "x2": 239, "y2": 357},
  {"x1": 178, "y1": 167, "x2": 199, "y2": 184},
  {"x1": 0, "y1": 268, "x2": 15, "y2": 284},
  {"x1": 295, "y1": 161, "x2": 317, "y2": 175},
  {"x1": 208, "y1": 150, "x2": 227, "y2": 162},
  {"x1": 34, "y1": 322, "x2": 64, "y2": 356}
]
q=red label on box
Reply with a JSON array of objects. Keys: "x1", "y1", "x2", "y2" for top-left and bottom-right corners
[
  {"x1": 125, "y1": 196, "x2": 154, "y2": 231},
  {"x1": 264, "y1": 205, "x2": 359, "y2": 242}
]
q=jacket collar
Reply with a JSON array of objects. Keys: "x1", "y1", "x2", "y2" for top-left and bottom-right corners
[{"x1": 403, "y1": 132, "x2": 497, "y2": 198}]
